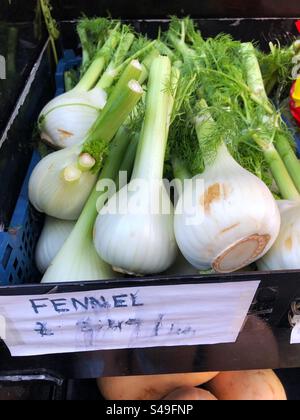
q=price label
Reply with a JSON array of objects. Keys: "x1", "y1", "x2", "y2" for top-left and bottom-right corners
[{"x1": 0, "y1": 281, "x2": 259, "y2": 357}]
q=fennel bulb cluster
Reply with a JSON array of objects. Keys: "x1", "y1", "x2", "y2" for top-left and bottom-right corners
[
  {"x1": 41, "y1": 127, "x2": 136, "y2": 283},
  {"x1": 94, "y1": 56, "x2": 178, "y2": 275},
  {"x1": 35, "y1": 217, "x2": 75, "y2": 273},
  {"x1": 258, "y1": 201, "x2": 300, "y2": 271},
  {"x1": 29, "y1": 64, "x2": 143, "y2": 220}
]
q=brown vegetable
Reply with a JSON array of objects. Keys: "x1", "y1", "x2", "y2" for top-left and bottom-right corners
[
  {"x1": 206, "y1": 370, "x2": 287, "y2": 401},
  {"x1": 163, "y1": 386, "x2": 218, "y2": 401},
  {"x1": 97, "y1": 372, "x2": 219, "y2": 400}
]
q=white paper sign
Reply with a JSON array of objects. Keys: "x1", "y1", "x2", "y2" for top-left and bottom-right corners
[
  {"x1": 291, "y1": 316, "x2": 300, "y2": 344},
  {"x1": 0, "y1": 281, "x2": 259, "y2": 357}
]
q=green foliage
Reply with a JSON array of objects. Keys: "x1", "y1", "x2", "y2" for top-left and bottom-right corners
[
  {"x1": 164, "y1": 18, "x2": 293, "y2": 191},
  {"x1": 77, "y1": 17, "x2": 117, "y2": 74},
  {"x1": 257, "y1": 41, "x2": 294, "y2": 102}
]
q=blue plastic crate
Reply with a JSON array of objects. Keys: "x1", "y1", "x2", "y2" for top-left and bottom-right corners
[
  {"x1": 0, "y1": 50, "x2": 81, "y2": 285},
  {"x1": 55, "y1": 50, "x2": 82, "y2": 96}
]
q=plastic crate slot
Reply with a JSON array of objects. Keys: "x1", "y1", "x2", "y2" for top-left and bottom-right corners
[
  {"x1": 8, "y1": 274, "x2": 13, "y2": 284},
  {"x1": 1, "y1": 244, "x2": 13, "y2": 270}
]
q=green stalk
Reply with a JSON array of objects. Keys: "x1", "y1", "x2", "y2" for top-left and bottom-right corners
[
  {"x1": 104, "y1": 40, "x2": 157, "y2": 87},
  {"x1": 81, "y1": 130, "x2": 131, "y2": 235},
  {"x1": 74, "y1": 56, "x2": 106, "y2": 92},
  {"x1": 77, "y1": 25, "x2": 90, "y2": 69},
  {"x1": 116, "y1": 132, "x2": 140, "y2": 189},
  {"x1": 253, "y1": 135, "x2": 300, "y2": 200},
  {"x1": 139, "y1": 49, "x2": 160, "y2": 85},
  {"x1": 167, "y1": 32, "x2": 197, "y2": 66},
  {"x1": 82, "y1": 69, "x2": 143, "y2": 167},
  {"x1": 132, "y1": 55, "x2": 172, "y2": 180},
  {"x1": 96, "y1": 32, "x2": 135, "y2": 90},
  {"x1": 241, "y1": 42, "x2": 300, "y2": 194},
  {"x1": 64, "y1": 71, "x2": 74, "y2": 92},
  {"x1": 97, "y1": 22, "x2": 121, "y2": 50},
  {"x1": 104, "y1": 60, "x2": 143, "y2": 105},
  {"x1": 75, "y1": 28, "x2": 120, "y2": 92},
  {"x1": 240, "y1": 43, "x2": 274, "y2": 115},
  {"x1": 275, "y1": 133, "x2": 300, "y2": 193}
]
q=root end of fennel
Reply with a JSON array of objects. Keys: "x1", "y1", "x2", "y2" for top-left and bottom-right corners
[
  {"x1": 212, "y1": 233, "x2": 271, "y2": 273},
  {"x1": 112, "y1": 266, "x2": 144, "y2": 277}
]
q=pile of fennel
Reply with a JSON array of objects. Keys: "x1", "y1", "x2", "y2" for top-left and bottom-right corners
[{"x1": 31, "y1": 17, "x2": 300, "y2": 282}]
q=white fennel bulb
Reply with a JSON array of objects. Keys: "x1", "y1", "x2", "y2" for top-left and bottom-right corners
[
  {"x1": 94, "y1": 56, "x2": 178, "y2": 275},
  {"x1": 95, "y1": 181, "x2": 177, "y2": 275},
  {"x1": 38, "y1": 26, "x2": 123, "y2": 149},
  {"x1": 174, "y1": 142, "x2": 281, "y2": 273},
  {"x1": 39, "y1": 87, "x2": 107, "y2": 149},
  {"x1": 258, "y1": 201, "x2": 300, "y2": 270},
  {"x1": 29, "y1": 144, "x2": 98, "y2": 220},
  {"x1": 35, "y1": 217, "x2": 75, "y2": 273}
]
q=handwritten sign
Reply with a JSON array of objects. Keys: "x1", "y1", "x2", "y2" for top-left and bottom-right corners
[{"x1": 0, "y1": 282, "x2": 259, "y2": 357}]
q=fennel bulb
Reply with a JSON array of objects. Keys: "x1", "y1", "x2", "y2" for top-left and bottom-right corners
[
  {"x1": 94, "y1": 56, "x2": 178, "y2": 275},
  {"x1": 174, "y1": 141, "x2": 281, "y2": 273},
  {"x1": 29, "y1": 144, "x2": 98, "y2": 220},
  {"x1": 35, "y1": 217, "x2": 75, "y2": 273},
  {"x1": 39, "y1": 25, "x2": 122, "y2": 149},
  {"x1": 258, "y1": 201, "x2": 300, "y2": 270},
  {"x1": 39, "y1": 86, "x2": 107, "y2": 149},
  {"x1": 29, "y1": 66, "x2": 143, "y2": 220},
  {"x1": 41, "y1": 127, "x2": 134, "y2": 283}
]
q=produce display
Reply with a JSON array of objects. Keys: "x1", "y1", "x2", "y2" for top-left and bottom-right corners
[
  {"x1": 31, "y1": 16, "x2": 300, "y2": 278},
  {"x1": 97, "y1": 370, "x2": 287, "y2": 401},
  {"x1": 1, "y1": 7, "x2": 299, "y2": 402},
  {"x1": 205, "y1": 370, "x2": 287, "y2": 401},
  {"x1": 97, "y1": 372, "x2": 220, "y2": 400}
]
